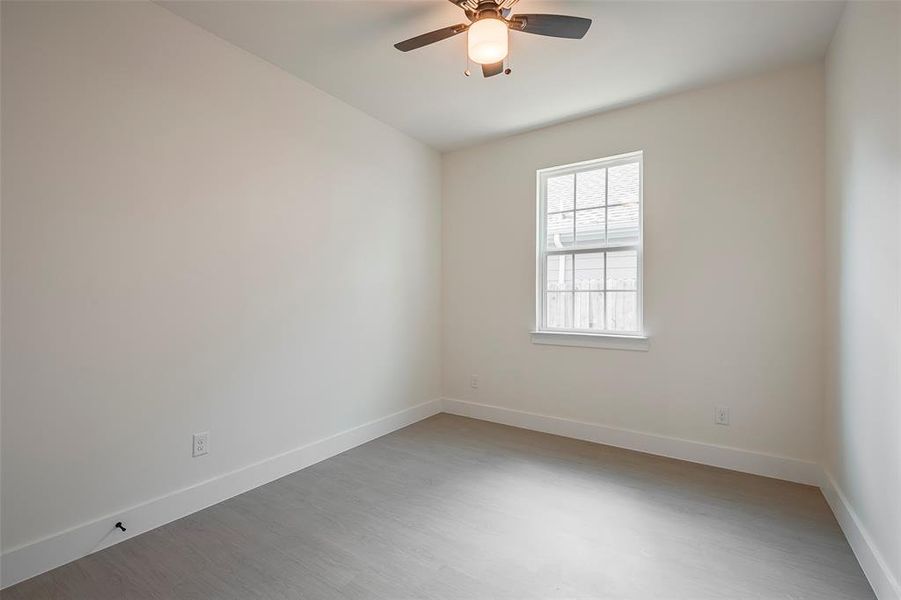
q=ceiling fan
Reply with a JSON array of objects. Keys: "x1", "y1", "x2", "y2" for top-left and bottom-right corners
[{"x1": 394, "y1": 0, "x2": 592, "y2": 78}]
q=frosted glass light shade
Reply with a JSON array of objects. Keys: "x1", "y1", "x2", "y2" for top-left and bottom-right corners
[{"x1": 467, "y1": 18, "x2": 508, "y2": 64}]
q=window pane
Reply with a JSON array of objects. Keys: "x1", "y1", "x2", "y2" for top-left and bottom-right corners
[
  {"x1": 575, "y1": 208, "x2": 605, "y2": 247},
  {"x1": 608, "y1": 162, "x2": 640, "y2": 205},
  {"x1": 606, "y1": 250, "x2": 637, "y2": 290},
  {"x1": 607, "y1": 203, "x2": 639, "y2": 245},
  {"x1": 546, "y1": 254, "x2": 572, "y2": 291},
  {"x1": 574, "y1": 292, "x2": 604, "y2": 330},
  {"x1": 574, "y1": 252, "x2": 604, "y2": 291},
  {"x1": 546, "y1": 292, "x2": 573, "y2": 329},
  {"x1": 547, "y1": 174, "x2": 574, "y2": 213},
  {"x1": 576, "y1": 168, "x2": 605, "y2": 209},
  {"x1": 546, "y1": 211, "x2": 574, "y2": 249},
  {"x1": 605, "y1": 291, "x2": 638, "y2": 332}
]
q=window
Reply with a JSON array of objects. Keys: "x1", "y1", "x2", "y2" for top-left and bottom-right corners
[{"x1": 535, "y1": 151, "x2": 644, "y2": 343}]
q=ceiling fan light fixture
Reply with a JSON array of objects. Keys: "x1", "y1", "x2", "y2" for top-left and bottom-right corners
[{"x1": 467, "y1": 17, "x2": 508, "y2": 65}]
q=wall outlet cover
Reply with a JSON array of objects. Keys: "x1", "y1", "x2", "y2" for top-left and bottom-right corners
[
  {"x1": 714, "y1": 406, "x2": 730, "y2": 426},
  {"x1": 193, "y1": 432, "x2": 209, "y2": 457}
]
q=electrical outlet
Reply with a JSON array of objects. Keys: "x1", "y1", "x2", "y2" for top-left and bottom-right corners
[
  {"x1": 470, "y1": 374, "x2": 479, "y2": 389},
  {"x1": 193, "y1": 432, "x2": 209, "y2": 457},
  {"x1": 714, "y1": 406, "x2": 730, "y2": 426}
]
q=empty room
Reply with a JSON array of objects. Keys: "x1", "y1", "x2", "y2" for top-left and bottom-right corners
[{"x1": 1, "y1": 0, "x2": 899, "y2": 598}]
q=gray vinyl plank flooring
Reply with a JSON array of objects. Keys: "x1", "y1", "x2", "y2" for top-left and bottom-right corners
[{"x1": 2, "y1": 414, "x2": 875, "y2": 599}]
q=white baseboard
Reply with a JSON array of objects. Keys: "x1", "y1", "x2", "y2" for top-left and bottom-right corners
[
  {"x1": 0, "y1": 398, "x2": 443, "y2": 590},
  {"x1": 6, "y1": 397, "x2": 892, "y2": 600},
  {"x1": 820, "y1": 471, "x2": 901, "y2": 600},
  {"x1": 441, "y1": 398, "x2": 821, "y2": 486}
]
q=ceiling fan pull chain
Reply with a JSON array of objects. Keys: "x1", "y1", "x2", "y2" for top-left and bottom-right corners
[
  {"x1": 505, "y1": 31, "x2": 512, "y2": 75},
  {"x1": 463, "y1": 34, "x2": 471, "y2": 77}
]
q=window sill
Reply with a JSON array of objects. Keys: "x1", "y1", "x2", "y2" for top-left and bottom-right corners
[{"x1": 530, "y1": 331, "x2": 649, "y2": 351}]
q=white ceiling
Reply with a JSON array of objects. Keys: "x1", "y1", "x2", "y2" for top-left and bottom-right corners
[{"x1": 159, "y1": 0, "x2": 844, "y2": 151}]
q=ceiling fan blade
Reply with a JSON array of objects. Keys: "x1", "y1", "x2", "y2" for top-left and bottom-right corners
[
  {"x1": 482, "y1": 61, "x2": 504, "y2": 78},
  {"x1": 510, "y1": 14, "x2": 592, "y2": 39},
  {"x1": 394, "y1": 24, "x2": 468, "y2": 52}
]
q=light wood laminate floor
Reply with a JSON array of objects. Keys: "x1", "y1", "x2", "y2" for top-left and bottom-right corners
[{"x1": 3, "y1": 414, "x2": 874, "y2": 599}]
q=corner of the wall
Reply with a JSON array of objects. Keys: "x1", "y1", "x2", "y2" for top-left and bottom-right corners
[{"x1": 820, "y1": 469, "x2": 901, "y2": 600}]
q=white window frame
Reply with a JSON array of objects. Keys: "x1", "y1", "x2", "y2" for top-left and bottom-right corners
[{"x1": 532, "y1": 151, "x2": 648, "y2": 351}]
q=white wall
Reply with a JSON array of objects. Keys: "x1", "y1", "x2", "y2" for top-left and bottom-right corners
[
  {"x1": 443, "y1": 64, "x2": 825, "y2": 463},
  {"x1": 824, "y1": 1, "x2": 901, "y2": 597},
  {"x1": 1, "y1": 0, "x2": 441, "y2": 554}
]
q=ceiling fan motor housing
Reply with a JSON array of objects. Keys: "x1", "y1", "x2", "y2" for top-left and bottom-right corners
[
  {"x1": 463, "y1": 0, "x2": 516, "y2": 22},
  {"x1": 474, "y1": 1, "x2": 502, "y2": 19}
]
